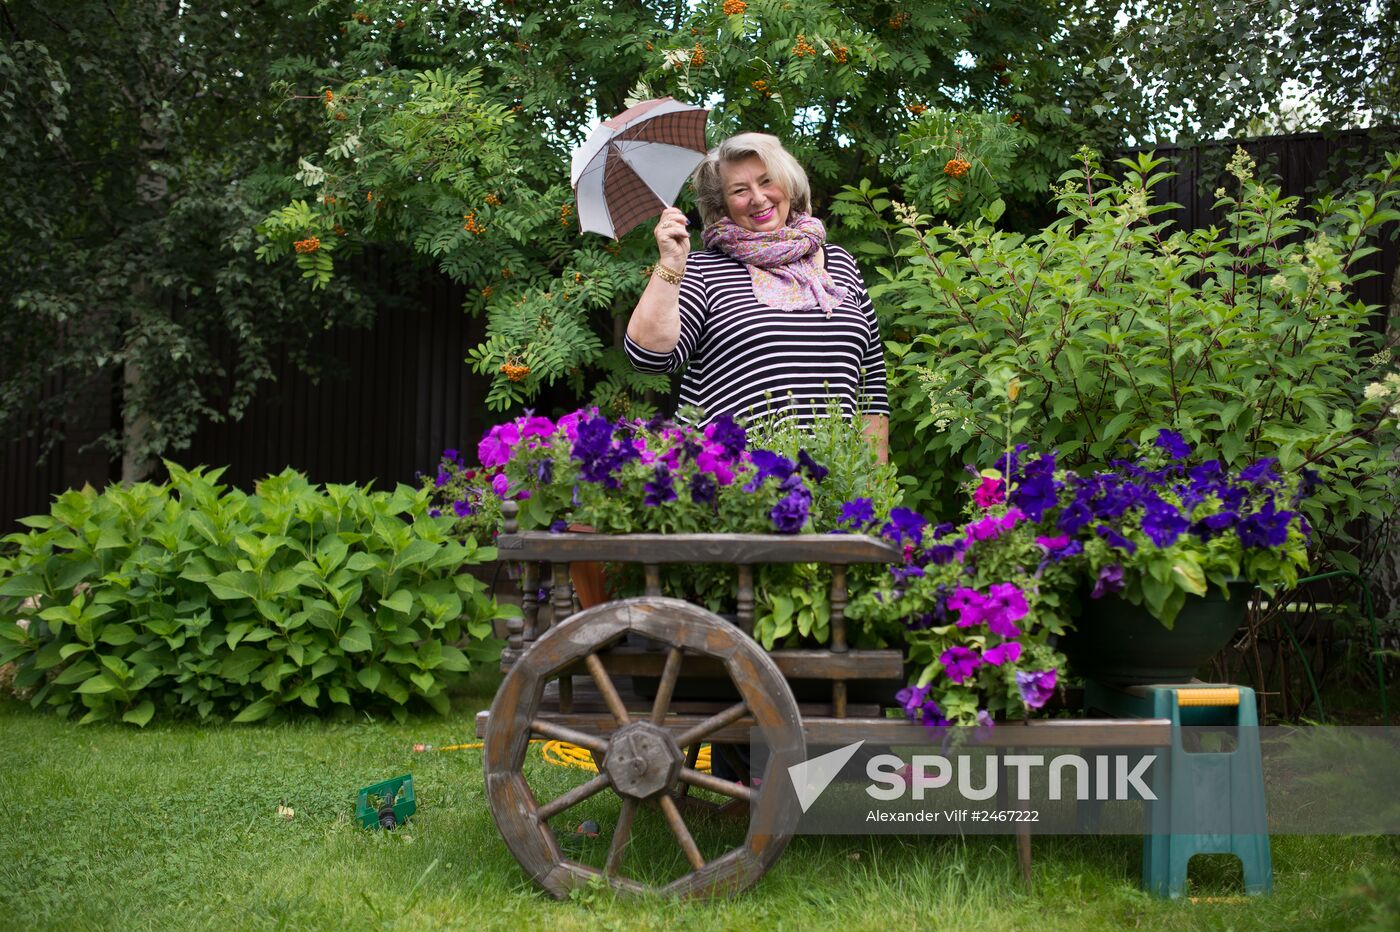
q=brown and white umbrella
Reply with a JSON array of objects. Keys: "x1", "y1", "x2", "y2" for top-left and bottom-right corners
[{"x1": 570, "y1": 97, "x2": 709, "y2": 240}]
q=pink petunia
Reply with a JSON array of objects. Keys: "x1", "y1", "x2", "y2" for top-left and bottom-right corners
[
  {"x1": 973, "y1": 476, "x2": 1005, "y2": 509},
  {"x1": 478, "y1": 422, "x2": 520, "y2": 468},
  {"x1": 982, "y1": 642, "x2": 1023, "y2": 667},
  {"x1": 517, "y1": 415, "x2": 555, "y2": 439}
]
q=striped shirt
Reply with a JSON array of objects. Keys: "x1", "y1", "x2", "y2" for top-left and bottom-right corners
[{"x1": 624, "y1": 244, "x2": 889, "y2": 427}]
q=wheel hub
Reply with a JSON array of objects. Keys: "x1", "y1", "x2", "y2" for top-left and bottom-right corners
[{"x1": 603, "y1": 722, "x2": 683, "y2": 800}]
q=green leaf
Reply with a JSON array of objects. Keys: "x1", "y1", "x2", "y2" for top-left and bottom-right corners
[
  {"x1": 409, "y1": 670, "x2": 435, "y2": 693},
  {"x1": 122, "y1": 700, "x2": 155, "y2": 727},
  {"x1": 338, "y1": 626, "x2": 373, "y2": 653},
  {"x1": 357, "y1": 666, "x2": 381, "y2": 692},
  {"x1": 207, "y1": 571, "x2": 260, "y2": 601},
  {"x1": 99, "y1": 624, "x2": 137, "y2": 646},
  {"x1": 379, "y1": 589, "x2": 414, "y2": 614},
  {"x1": 75, "y1": 674, "x2": 117, "y2": 695},
  {"x1": 232, "y1": 698, "x2": 276, "y2": 723}
]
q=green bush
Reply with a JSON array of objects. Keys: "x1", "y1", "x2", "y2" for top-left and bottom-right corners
[
  {"x1": 0, "y1": 464, "x2": 509, "y2": 725},
  {"x1": 852, "y1": 147, "x2": 1400, "y2": 563}
]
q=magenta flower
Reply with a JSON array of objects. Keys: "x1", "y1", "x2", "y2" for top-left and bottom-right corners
[
  {"x1": 517, "y1": 415, "x2": 555, "y2": 439},
  {"x1": 1016, "y1": 669, "x2": 1058, "y2": 709},
  {"x1": 1036, "y1": 533, "x2": 1069, "y2": 551},
  {"x1": 982, "y1": 642, "x2": 1023, "y2": 666},
  {"x1": 696, "y1": 448, "x2": 736, "y2": 485},
  {"x1": 491, "y1": 473, "x2": 509, "y2": 497},
  {"x1": 939, "y1": 646, "x2": 983, "y2": 684},
  {"x1": 556, "y1": 409, "x2": 587, "y2": 442},
  {"x1": 948, "y1": 587, "x2": 986, "y2": 627},
  {"x1": 983, "y1": 582, "x2": 1028, "y2": 637},
  {"x1": 478, "y1": 422, "x2": 520, "y2": 468},
  {"x1": 973, "y1": 476, "x2": 1005, "y2": 509}
]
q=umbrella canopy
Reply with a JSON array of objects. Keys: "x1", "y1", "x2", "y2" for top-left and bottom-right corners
[{"x1": 570, "y1": 97, "x2": 709, "y2": 240}]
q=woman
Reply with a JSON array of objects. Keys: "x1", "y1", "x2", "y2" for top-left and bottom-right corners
[{"x1": 624, "y1": 132, "x2": 890, "y2": 463}]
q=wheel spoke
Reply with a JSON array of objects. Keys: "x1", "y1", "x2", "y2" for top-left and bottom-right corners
[
  {"x1": 530, "y1": 718, "x2": 608, "y2": 754},
  {"x1": 675, "y1": 701, "x2": 749, "y2": 748},
  {"x1": 680, "y1": 767, "x2": 754, "y2": 803},
  {"x1": 605, "y1": 799, "x2": 638, "y2": 876},
  {"x1": 536, "y1": 772, "x2": 611, "y2": 823},
  {"x1": 677, "y1": 744, "x2": 702, "y2": 800},
  {"x1": 658, "y1": 793, "x2": 706, "y2": 871},
  {"x1": 650, "y1": 647, "x2": 685, "y2": 724},
  {"x1": 585, "y1": 652, "x2": 631, "y2": 726}
]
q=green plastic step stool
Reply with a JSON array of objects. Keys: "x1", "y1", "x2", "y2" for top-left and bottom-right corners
[
  {"x1": 356, "y1": 774, "x2": 416, "y2": 830},
  {"x1": 1085, "y1": 681, "x2": 1272, "y2": 899}
]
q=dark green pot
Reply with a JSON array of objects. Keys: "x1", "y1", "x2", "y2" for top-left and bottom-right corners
[{"x1": 1060, "y1": 583, "x2": 1251, "y2": 686}]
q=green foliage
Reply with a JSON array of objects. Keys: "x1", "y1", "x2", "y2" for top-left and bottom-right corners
[
  {"x1": 0, "y1": 1, "x2": 375, "y2": 475},
  {"x1": 261, "y1": 0, "x2": 1130, "y2": 415},
  {"x1": 0, "y1": 464, "x2": 509, "y2": 725},
  {"x1": 864, "y1": 147, "x2": 1400, "y2": 541}
]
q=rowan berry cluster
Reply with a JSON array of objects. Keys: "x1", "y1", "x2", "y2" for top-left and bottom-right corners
[
  {"x1": 294, "y1": 237, "x2": 321, "y2": 254},
  {"x1": 722, "y1": 0, "x2": 747, "y2": 14},
  {"x1": 559, "y1": 203, "x2": 574, "y2": 228},
  {"x1": 943, "y1": 158, "x2": 971, "y2": 178},
  {"x1": 907, "y1": 103, "x2": 928, "y2": 115},
  {"x1": 690, "y1": 43, "x2": 705, "y2": 67},
  {"x1": 834, "y1": 46, "x2": 849, "y2": 64},
  {"x1": 463, "y1": 211, "x2": 485, "y2": 234},
  {"x1": 485, "y1": 193, "x2": 502, "y2": 206},
  {"x1": 793, "y1": 34, "x2": 816, "y2": 57},
  {"x1": 500, "y1": 360, "x2": 530, "y2": 382}
]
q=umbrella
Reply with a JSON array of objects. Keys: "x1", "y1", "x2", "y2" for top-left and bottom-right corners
[{"x1": 570, "y1": 97, "x2": 710, "y2": 240}]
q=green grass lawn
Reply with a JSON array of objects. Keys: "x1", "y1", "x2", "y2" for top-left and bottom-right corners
[{"x1": 3, "y1": 674, "x2": 1397, "y2": 931}]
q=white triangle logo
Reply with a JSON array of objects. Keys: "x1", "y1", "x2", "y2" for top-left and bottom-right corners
[{"x1": 787, "y1": 741, "x2": 866, "y2": 813}]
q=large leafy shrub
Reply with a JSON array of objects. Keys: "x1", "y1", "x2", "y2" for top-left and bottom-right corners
[
  {"x1": 860, "y1": 147, "x2": 1400, "y2": 565},
  {"x1": 0, "y1": 464, "x2": 508, "y2": 725}
]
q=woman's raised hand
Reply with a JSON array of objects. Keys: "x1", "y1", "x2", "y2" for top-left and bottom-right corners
[{"x1": 653, "y1": 207, "x2": 691, "y2": 268}]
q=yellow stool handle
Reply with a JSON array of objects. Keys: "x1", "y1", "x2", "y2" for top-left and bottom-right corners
[{"x1": 1175, "y1": 687, "x2": 1240, "y2": 707}]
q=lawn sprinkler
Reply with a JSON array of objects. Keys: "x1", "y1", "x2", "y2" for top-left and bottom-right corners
[{"x1": 356, "y1": 774, "x2": 416, "y2": 830}]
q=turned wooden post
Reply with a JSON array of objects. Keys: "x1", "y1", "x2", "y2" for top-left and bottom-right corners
[
  {"x1": 736, "y1": 564, "x2": 754, "y2": 635},
  {"x1": 830, "y1": 564, "x2": 848, "y2": 717},
  {"x1": 552, "y1": 561, "x2": 574, "y2": 712}
]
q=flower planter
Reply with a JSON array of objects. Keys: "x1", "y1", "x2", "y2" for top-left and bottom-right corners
[{"x1": 1059, "y1": 583, "x2": 1252, "y2": 686}]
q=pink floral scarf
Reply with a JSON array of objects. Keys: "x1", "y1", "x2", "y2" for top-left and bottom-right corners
[{"x1": 701, "y1": 212, "x2": 847, "y2": 317}]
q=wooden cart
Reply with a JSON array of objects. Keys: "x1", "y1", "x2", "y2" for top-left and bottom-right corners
[{"x1": 478, "y1": 502, "x2": 1172, "y2": 899}]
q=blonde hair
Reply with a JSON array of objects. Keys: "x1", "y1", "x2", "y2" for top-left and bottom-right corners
[{"x1": 692, "y1": 132, "x2": 812, "y2": 228}]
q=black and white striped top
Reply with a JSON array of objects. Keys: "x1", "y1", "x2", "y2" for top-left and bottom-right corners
[{"x1": 624, "y1": 245, "x2": 889, "y2": 427}]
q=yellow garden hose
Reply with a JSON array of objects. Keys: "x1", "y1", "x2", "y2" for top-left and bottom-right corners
[{"x1": 413, "y1": 739, "x2": 712, "y2": 773}]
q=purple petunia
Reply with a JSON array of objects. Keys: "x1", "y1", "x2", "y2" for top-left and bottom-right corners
[
  {"x1": 452, "y1": 498, "x2": 472, "y2": 518},
  {"x1": 435, "y1": 467, "x2": 452, "y2": 488},
  {"x1": 881, "y1": 507, "x2": 929, "y2": 546},
  {"x1": 895, "y1": 684, "x2": 951, "y2": 729},
  {"x1": 689, "y1": 472, "x2": 718, "y2": 507},
  {"x1": 1091, "y1": 563, "x2": 1125, "y2": 599},
  {"x1": 939, "y1": 646, "x2": 983, "y2": 684},
  {"x1": 1095, "y1": 524, "x2": 1138, "y2": 555},
  {"x1": 1016, "y1": 669, "x2": 1058, "y2": 709},
  {"x1": 1237, "y1": 498, "x2": 1294, "y2": 548},
  {"x1": 796, "y1": 449, "x2": 829, "y2": 483},
  {"x1": 704, "y1": 413, "x2": 747, "y2": 459},
  {"x1": 770, "y1": 475, "x2": 812, "y2": 533},
  {"x1": 1154, "y1": 429, "x2": 1192, "y2": 461},
  {"x1": 838, "y1": 497, "x2": 876, "y2": 530},
  {"x1": 491, "y1": 473, "x2": 510, "y2": 497},
  {"x1": 1240, "y1": 457, "x2": 1281, "y2": 485},
  {"x1": 428, "y1": 508, "x2": 442, "y2": 518},
  {"x1": 745, "y1": 449, "x2": 796, "y2": 491},
  {"x1": 549, "y1": 519, "x2": 568, "y2": 534},
  {"x1": 1141, "y1": 492, "x2": 1189, "y2": 547},
  {"x1": 643, "y1": 464, "x2": 677, "y2": 507}
]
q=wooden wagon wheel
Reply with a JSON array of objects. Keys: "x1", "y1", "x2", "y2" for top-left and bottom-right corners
[{"x1": 483, "y1": 597, "x2": 806, "y2": 899}]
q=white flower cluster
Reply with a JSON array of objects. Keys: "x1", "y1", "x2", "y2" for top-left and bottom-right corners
[{"x1": 1364, "y1": 373, "x2": 1400, "y2": 420}]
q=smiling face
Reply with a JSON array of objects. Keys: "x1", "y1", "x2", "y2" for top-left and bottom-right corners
[{"x1": 720, "y1": 155, "x2": 791, "y2": 233}]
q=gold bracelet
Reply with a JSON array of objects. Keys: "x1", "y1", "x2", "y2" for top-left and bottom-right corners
[{"x1": 651, "y1": 262, "x2": 685, "y2": 285}]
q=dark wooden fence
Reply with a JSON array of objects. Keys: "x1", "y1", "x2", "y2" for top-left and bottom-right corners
[{"x1": 3, "y1": 129, "x2": 1397, "y2": 528}]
